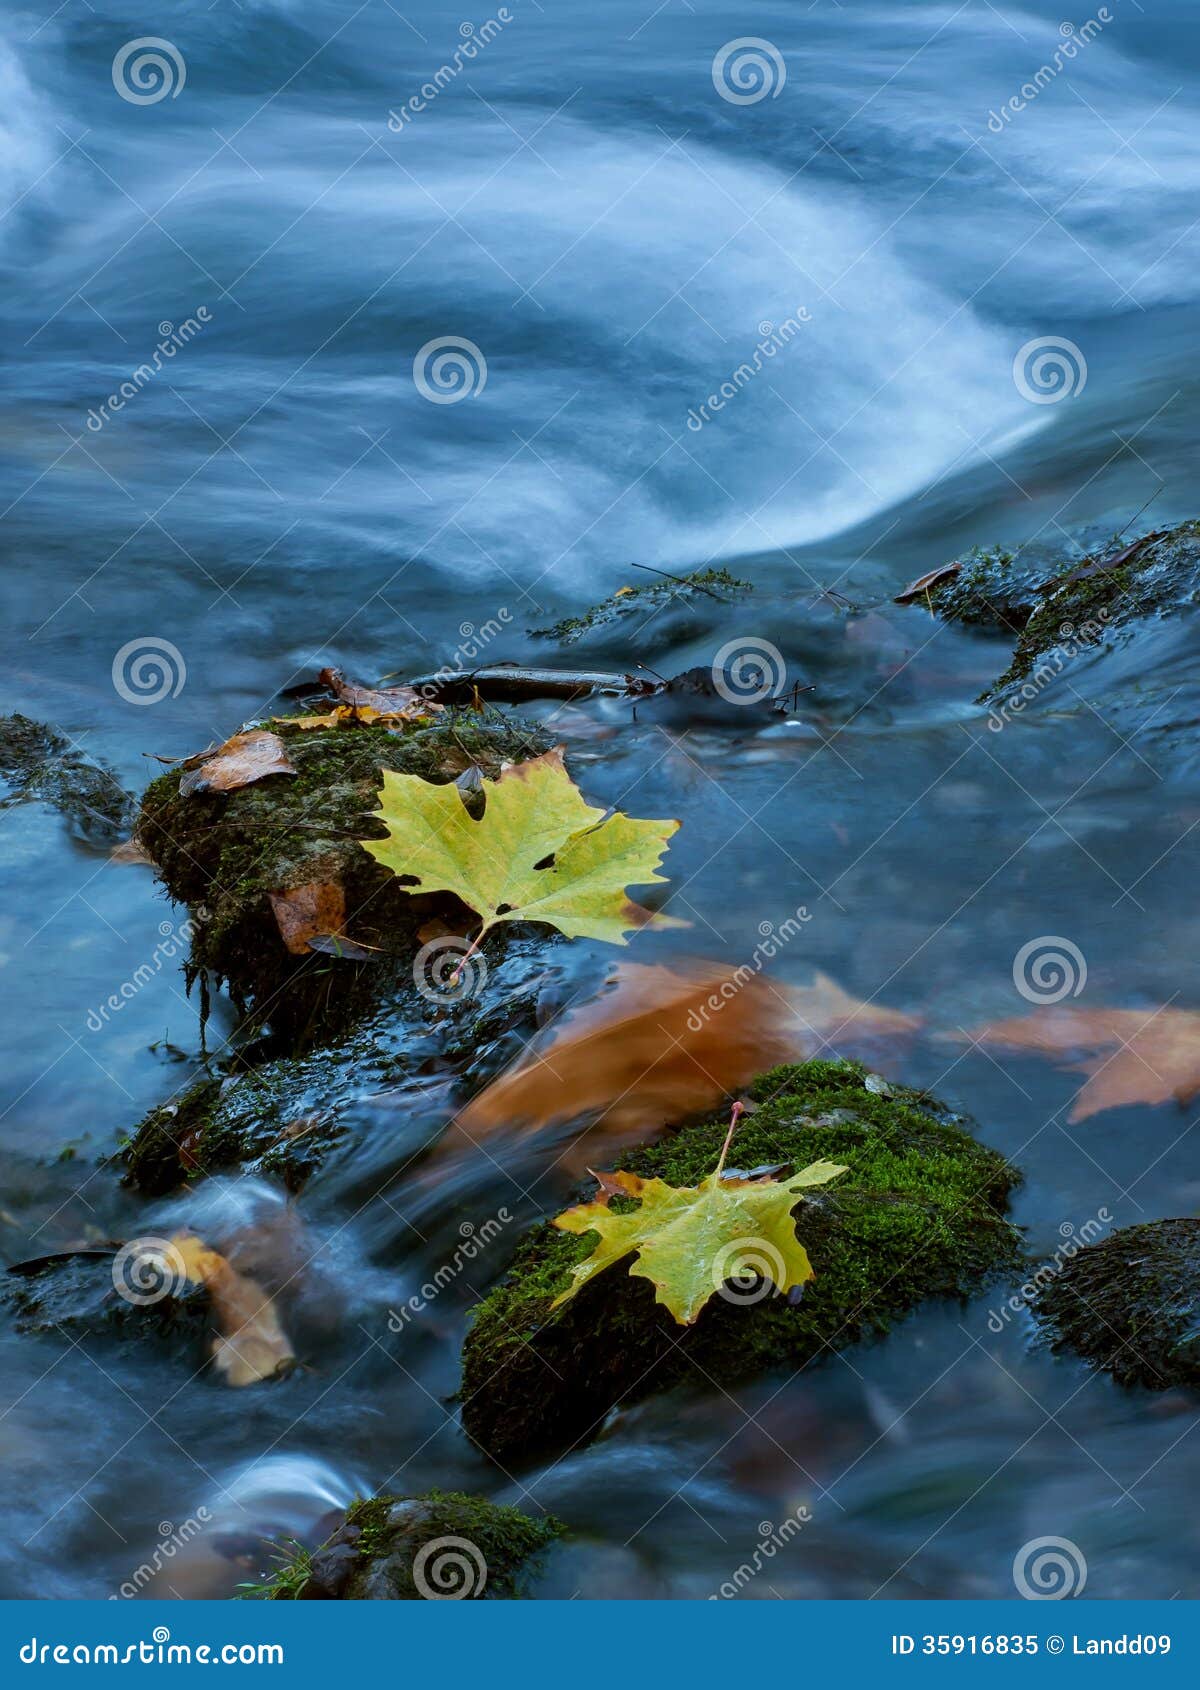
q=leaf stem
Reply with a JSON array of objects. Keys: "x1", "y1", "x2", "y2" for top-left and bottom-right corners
[
  {"x1": 714, "y1": 1099, "x2": 745, "y2": 1179},
  {"x1": 449, "y1": 929, "x2": 486, "y2": 985}
]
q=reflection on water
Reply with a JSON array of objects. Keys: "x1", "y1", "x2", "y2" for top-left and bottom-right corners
[{"x1": 2, "y1": 0, "x2": 1200, "y2": 1600}]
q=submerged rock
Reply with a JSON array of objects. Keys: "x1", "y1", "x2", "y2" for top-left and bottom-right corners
[
  {"x1": 0, "y1": 714, "x2": 131, "y2": 841},
  {"x1": 529, "y1": 567, "x2": 750, "y2": 648},
  {"x1": 137, "y1": 711, "x2": 549, "y2": 1043},
  {"x1": 118, "y1": 935, "x2": 561, "y2": 1196},
  {"x1": 1038, "y1": 1218, "x2": 1200, "y2": 1390},
  {"x1": 901, "y1": 521, "x2": 1200, "y2": 704},
  {"x1": 253, "y1": 1491, "x2": 561, "y2": 1599},
  {"x1": 460, "y1": 1060, "x2": 1022, "y2": 1465},
  {"x1": 4, "y1": 1249, "x2": 209, "y2": 1353},
  {"x1": 119, "y1": 1071, "x2": 344, "y2": 1198}
]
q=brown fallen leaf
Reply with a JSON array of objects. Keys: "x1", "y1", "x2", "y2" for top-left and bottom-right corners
[
  {"x1": 788, "y1": 970, "x2": 921, "y2": 1055},
  {"x1": 109, "y1": 835, "x2": 155, "y2": 865},
  {"x1": 956, "y1": 1005, "x2": 1200, "y2": 1122},
  {"x1": 317, "y1": 666, "x2": 442, "y2": 720},
  {"x1": 894, "y1": 562, "x2": 961, "y2": 605},
  {"x1": 1042, "y1": 528, "x2": 1170, "y2": 595},
  {"x1": 171, "y1": 1232, "x2": 295, "y2": 1387},
  {"x1": 450, "y1": 960, "x2": 920, "y2": 1158},
  {"x1": 178, "y1": 730, "x2": 297, "y2": 797},
  {"x1": 267, "y1": 879, "x2": 381, "y2": 960}
]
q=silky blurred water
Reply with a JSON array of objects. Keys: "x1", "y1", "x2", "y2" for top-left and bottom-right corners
[{"x1": 2, "y1": 0, "x2": 1199, "y2": 1600}]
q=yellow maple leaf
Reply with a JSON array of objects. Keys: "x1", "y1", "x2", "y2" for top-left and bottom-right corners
[
  {"x1": 550, "y1": 1157, "x2": 846, "y2": 1326},
  {"x1": 362, "y1": 746, "x2": 682, "y2": 946}
]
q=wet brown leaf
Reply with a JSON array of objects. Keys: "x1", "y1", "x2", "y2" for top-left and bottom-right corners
[
  {"x1": 171, "y1": 1232, "x2": 295, "y2": 1387},
  {"x1": 178, "y1": 730, "x2": 297, "y2": 797},
  {"x1": 958, "y1": 1006, "x2": 1200, "y2": 1122},
  {"x1": 452, "y1": 960, "x2": 920, "y2": 1156},
  {"x1": 267, "y1": 881, "x2": 345, "y2": 956},
  {"x1": 317, "y1": 666, "x2": 442, "y2": 720},
  {"x1": 109, "y1": 835, "x2": 154, "y2": 865},
  {"x1": 894, "y1": 562, "x2": 961, "y2": 605}
]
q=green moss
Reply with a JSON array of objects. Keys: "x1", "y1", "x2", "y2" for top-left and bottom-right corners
[
  {"x1": 530, "y1": 568, "x2": 750, "y2": 645},
  {"x1": 925, "y1": 545, "x2": 1032, "y2": 633},
  {"x1": 460, "y1": 1060, "x2": 1022, "y2": 1464},
  {"x1": 1038, "y1": 1218, "x2": 1200, "y2": 1390},
  {"x1": 251, "y1": 1491, "x2": 562, "y2": 1600},
  {"x1": 910, "y1": 521, "x2": 1200, "y2": 703},
  {"x1": 989, "y1": 524, "x2": 1200, "y2": 694},
  {"x1": 138, "y1": 710, "x2": 549, "y2": 1046}
]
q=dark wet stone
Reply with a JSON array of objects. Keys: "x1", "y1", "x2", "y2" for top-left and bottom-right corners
[
  {"x1": 0, "y1": 714, "x2": 132, "y2": 841},
  {"x1": 1038, "y1": 1218, "x2": 1200, "y2": 1390},
  {"x1": 3, "y1": 1250, "x2": 209, "y2": 1352}
]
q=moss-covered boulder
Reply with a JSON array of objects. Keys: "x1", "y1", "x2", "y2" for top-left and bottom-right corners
[
  {"x1": 905, "y1": 521, "x2": 1200, "y2": 703},
  {"x1": 1038, "y1": 1219, "x2": 1200, "y2": 1391},
  {"x1": 460, "y1": 1060, "x2": 1022, "y2": 1465},
  {"x1": 0, "y1": 713, "x2": 131, "y2": 841},
  {"x1": 255, "y1": 1492, "x2": 561, "y2": 1599},
  {"x1": 137, "y1": 711, "x2": 549, "y2": 1044}
]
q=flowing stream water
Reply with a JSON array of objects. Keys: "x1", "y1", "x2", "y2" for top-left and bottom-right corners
[{"x1": 2, "y1": 0, "x2": 1200, "y2": 1600}]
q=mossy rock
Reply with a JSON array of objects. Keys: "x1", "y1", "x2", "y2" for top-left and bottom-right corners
[
  {"x1": 118, "y1": 935, "x2": 560, "y2": 1195},
  {"x1": 919, "y1": 544, "x2": 1044, "y2": 635},
  {"x1": 137, "y1": 711, "x2": 549, "y2": 1045},
  {"x1": 460, "y1": 1060, "x2": 1022, "y2": 1465},
  {"x1": 4, "y1": 1250, "x2": 210, "y2": 1353},
  {"x1": 1038, "y1": 1219, "x2": 1200, "y2": 1391},
  {"x1": 0, "y1": 713, "x2": 131, "y2": 841},
  {"x1": 253, "y1": 1492, "x2": 562, "y2": 1599},
  {"x1": 910, "y1": 521, "x2": 1200, "y2": 703},
  {"x1": 529, "y1": 567, "x2": 750, "y2": 647},
  {"x1": 118, "y1": 1070, "x2": 347, "y2": 1197}
]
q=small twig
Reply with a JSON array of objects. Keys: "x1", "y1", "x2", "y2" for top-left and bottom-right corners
[
  {"x1": 1112, "y1": 485, "x2": 1165, "y2": 545},
  {"x1": 628, "y1": 563, "x2": 730, "y2": 603}
]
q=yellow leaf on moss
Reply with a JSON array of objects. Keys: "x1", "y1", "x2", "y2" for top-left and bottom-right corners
[
  {"x1": 550, "y1": 1158, "x2": 846, "y2": 1326},
  {"x1": 362, "y1": 746, "x2": 682, "y2": 946}
]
